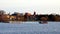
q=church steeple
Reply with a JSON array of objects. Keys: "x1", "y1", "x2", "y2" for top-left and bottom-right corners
[{"x1": 33, "y1": 11, "x2": 36, "y2": 15}]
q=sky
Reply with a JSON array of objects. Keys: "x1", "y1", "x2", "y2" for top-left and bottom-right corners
[{"x1": 0, "y1": 0, "x2": 60, "y2": 14}]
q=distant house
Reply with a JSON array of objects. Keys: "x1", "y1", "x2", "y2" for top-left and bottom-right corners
[
  {"x1": 40, "y1": 17, "x2": 48, "y2": 21},
  {"x1": 10, "y1": 15, "x2": 16, "y2": 21},
  {"x1": 11, "y1": 12, "x2": 25, "y2": 21}
]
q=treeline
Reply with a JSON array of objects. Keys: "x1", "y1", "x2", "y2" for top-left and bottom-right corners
[{"x1": 0, "y1": 10, "x2": 60, "y2": 22}]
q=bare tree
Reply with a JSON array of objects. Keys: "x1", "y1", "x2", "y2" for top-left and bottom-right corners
[{"x1": 0, "y1": 10, "x2": 5, "y2": 15}]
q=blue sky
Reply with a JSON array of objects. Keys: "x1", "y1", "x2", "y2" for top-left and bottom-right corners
[{"x1": 0, "y1": 0, "x2": 60, "y2": 14}]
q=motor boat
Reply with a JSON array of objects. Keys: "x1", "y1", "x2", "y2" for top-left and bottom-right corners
[{"x1": 39, "y1": 21, "x2": 48, "y2": 24}]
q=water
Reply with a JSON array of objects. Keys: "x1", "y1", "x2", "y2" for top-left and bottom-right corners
[{"x1": 0, "y1": 22, "x2": 60, "y2": 34}]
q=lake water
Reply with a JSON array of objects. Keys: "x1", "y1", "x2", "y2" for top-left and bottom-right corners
[{"x1": 0, "y1": 22, "x2": 60, "y2": 34}]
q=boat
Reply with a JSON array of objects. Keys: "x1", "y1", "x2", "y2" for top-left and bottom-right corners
[{"x1": 39, "y1": 21, "x2": 48, "y2": 24}]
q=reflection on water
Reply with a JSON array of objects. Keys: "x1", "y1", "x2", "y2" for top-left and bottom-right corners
[{"x1": 0, "y1": 22, "x2": 60, "y2": 34}]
